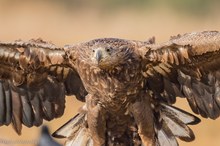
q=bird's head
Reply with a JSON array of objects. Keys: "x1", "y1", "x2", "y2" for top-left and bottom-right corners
[{"x1": 92, "y1": 45, "x2": 132, "y2": 70}]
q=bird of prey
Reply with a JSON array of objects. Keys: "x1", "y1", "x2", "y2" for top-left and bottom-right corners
[{"x1": 0, "y1": 31, "x2": 220, "y2": 146}]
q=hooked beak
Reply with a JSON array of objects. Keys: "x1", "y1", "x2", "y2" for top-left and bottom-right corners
[{"x1": 95, "y1": 50, "x2": 102, "y2": 63}]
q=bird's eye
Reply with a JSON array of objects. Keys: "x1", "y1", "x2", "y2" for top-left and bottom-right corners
[
  {"x1": 92, "y1": 49, "x2": 95, "y2": 52},
  {"x1": 106, "y1": 47, "x2": 112, "y2": 52}
]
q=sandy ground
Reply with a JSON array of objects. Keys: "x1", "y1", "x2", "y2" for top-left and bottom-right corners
[{"x1": 0, "y1": 1, "x2": 220, "y2": 146}]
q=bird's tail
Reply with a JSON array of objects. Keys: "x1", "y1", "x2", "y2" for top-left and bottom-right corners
[
  {"x1": 52, "y1": 113, "x2": 93, "y2": 146},
  {"x1": 52, "y1": 103, "x2": 200, "y2": 146},
  {"x1": 154, "y1": 103, "x2": 201, "y2": 146}
]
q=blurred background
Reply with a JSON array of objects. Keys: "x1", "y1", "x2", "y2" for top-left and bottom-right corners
[{"x1": 0, "y1": 0, "x2": 220, "y2": 146}]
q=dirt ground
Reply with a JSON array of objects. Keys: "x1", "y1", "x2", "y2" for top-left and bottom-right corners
[{"x1": 0, "y1": 1, "x2": 220, "y2": 146}]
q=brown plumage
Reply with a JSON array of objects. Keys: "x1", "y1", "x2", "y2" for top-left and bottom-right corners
[{"x1": 0, "y1": 31, "x2": 220, "y2": 146}]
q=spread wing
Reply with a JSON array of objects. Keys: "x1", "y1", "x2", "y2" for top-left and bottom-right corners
[
  {"x1": 0, "y1": 39, "x2": 87, "y2": 134},
  {"x1": 139, "y1": 31, "x2": 220, "y2": 119}
]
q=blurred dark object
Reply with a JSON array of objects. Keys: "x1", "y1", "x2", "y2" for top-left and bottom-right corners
[{"x1": 37, "y1": 125, "x2": 61, "y2": 146}]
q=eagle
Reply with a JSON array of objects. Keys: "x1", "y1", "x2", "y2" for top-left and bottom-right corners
[{"x1": 0, "y1": 31, "x2": 220, "y2": 146}]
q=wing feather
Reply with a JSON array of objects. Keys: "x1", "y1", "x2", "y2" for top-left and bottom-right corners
[
  {"x1": 0, "y1": 82, "x2": 5, "y2": 125},
  {"x1": 30, "y1": 94, "x2": 43, "y2": 126},
  {"x1": 0, "y1": 39, "x2": 87, "y2": 134},
  {"x1": 20, "y1": 93, "x2": 34, "y2": 127},
  {"x1": 11, "y1": 88, "x2": 22, "y2": 135},
  {"x1": 4, "y1": 83, "x2": 12, "y2": 126},
  {"x1": 141, "y1": 31, "x2": 220, "y2": 119}
]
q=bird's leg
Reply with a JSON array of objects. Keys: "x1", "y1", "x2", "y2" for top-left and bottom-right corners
[
  {"x1": 129, "y1": 92, "x2": 155, "y2": 146},
  {"x1": 86, "y1": 94, "x2": 106, "y2": 146}
]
